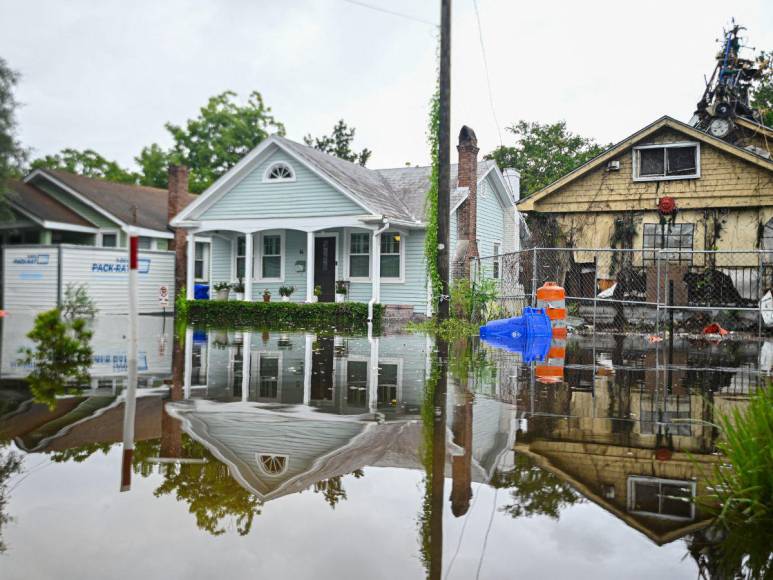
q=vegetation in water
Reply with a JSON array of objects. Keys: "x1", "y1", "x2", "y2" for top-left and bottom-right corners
[
  {"x1": 17, "y1": 308, "x2": 93, "y2": 409},
  {"x1": 0, "y1": 446, "x2": 22, "y2": 554}
]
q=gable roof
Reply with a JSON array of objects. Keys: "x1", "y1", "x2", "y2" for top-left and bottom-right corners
[
  {"x1": 26, "y1": 169, "x2": 197, "y2": 234},
  {"x1": 5, "y1": 180, "x2": 96, "y2": 228},
  {"x1": 736, "y1": 116, "x2": 773, "y2": 140},
  {"x1": 173, "y1": 134, "x2": 511, "y2": 226},
  {"x1": 518, "y1": 115, "x2": 773, "y2": 211}
]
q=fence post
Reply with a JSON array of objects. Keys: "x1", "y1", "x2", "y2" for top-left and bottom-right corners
[
  {"x1": 655, "y1": 249, "x2": 662, "y2": 336},
  {"x1": 592, "y1": 253, "x2": 598, "y2": 332},
  {"x1": 758, "y1": 249, "x2": 763, "y2": 339},
  {"x1": 531, "y1": 247, "x2": 538, "y2": 308}
]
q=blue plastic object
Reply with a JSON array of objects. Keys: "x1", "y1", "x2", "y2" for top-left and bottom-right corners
[
  {"x1": 479, "y1": 307, "x2": 552, "y2": 339},
  {"x1": 194, "y1": 283, "x2": 210, "y2": 300},
  {"x1": 480, "y1": 332, "x2": 551, "y2": 362},
  {"x1": 192, "y1": 330, "x2": 208, "y2": 345}
]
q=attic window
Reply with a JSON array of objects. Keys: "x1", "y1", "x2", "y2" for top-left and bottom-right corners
[
  {"x1": 264, "y1": 162, "x2": 295, "y2": 182},
  {"x1": 256, "y1": 453, "x2": 288, "y2": 476},
  {"x1": 633, "y1": 143, "x2": 699, "y2": 181}
]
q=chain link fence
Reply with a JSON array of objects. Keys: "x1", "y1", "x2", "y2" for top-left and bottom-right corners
[{"x1": 470, "y1": 247, "x2": 773, "y2": 335}]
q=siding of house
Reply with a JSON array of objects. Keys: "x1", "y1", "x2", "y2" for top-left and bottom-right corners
[
  {"x1": 476, "y1": 177, "x2": 506, "y2": 259},
  {"x1": 211, "y1": 235, "x2": 233, "y2": 282},
  {"x1": 530, "y1": 128, "x2": 773, "y2": 214},
  {"x1": 198, "y1": 148, "x2": 366, "y2": 220}
]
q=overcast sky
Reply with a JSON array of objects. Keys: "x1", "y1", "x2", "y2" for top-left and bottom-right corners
[{"x1": 1, "y1": 0, "x2": 771, "y2": 172}]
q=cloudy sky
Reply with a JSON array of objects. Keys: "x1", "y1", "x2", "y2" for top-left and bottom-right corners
[{"x1": 1, "y1": 0, "x2": 771, "y2": 171}]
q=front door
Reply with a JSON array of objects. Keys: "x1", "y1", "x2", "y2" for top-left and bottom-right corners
[{"x1": 314, "y1": 237, "x2": 336, "y2": 302}]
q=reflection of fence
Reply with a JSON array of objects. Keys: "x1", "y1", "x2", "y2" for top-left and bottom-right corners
[{"x1": 471, "y1": 248, "x2": 773, "y2": 334}]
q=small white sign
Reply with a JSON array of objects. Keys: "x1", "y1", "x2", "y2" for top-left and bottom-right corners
[{"x1": 158, "y1": 285, "x2": 170, "y2": 307}]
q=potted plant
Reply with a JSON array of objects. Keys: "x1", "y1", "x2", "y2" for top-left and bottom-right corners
[
  {"x1": 335, "y1": 280, "x2": 347, "y2": 303},
  {"x1": 310, "y1": 285, "x2": 322, "y2": 303},
  {"x1": 231, "y1": 280, "x2": 245, "y2": 301},
  {"x1": 279, "y1": 285, "x2": 295, "y2": 302},
  {"x1": 262, "y1": 288, "x2": 271, "y2": 303},
  {"x1": 213, "y1": 281, "x2": 230, "y2": 301}
]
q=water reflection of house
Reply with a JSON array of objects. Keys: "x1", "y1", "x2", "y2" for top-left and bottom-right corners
[
  {"x1": 1, "y1": 312, "x2": 173, "y2": 389},
  {"x1": 492, "y1": 333, "x2": 762, "y2": 546}
]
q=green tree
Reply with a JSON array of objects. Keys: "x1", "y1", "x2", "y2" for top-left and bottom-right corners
[
  {"x1": 30, "y1": 148, "x2": 138, "y2": 184},
  {"x1": 17, "y1": 308, "x2": 93, "y2": 409},
  {"x1": 485, "y1": 120, "x2": 608, "y2": 197},
  {"x1": 750, "y1": 51, "x2": 772, "y2": 127},
  {"x1": 304, "y1": 119, "x2": 372, "y2": 166},
  {"x1": 0, "y1": 57, "x2": 26, "y2": 208},
  {"x1": 137, "y1": 90, "x2": 285, "y2": 193}
]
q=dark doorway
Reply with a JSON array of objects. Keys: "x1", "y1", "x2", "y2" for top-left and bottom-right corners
[
  {"x1": 311, "y1": 337, "x2": 334, "y2": 402},
  {"x1": 314, "y1": 237, "x2": 336, "y2": 302}
]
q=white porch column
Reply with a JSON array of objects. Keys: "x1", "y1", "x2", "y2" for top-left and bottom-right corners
[
  {"x1": 241, "y1": 331, "x2": 252, "y2": 401},
  {"x1": 306, "y1": 231, "x2": 315, "y2": 302},
  {"x1": 368, "y1": 336, "x2": 380, "y2": 414},
  {"x1": 183, "y1": 327, "x2": 193, "y2": 399},
  {"x1": 186, "y1": 231, "x2": 195, "y2": 300},
  {"x1": 243, "y1": 232, "x2": 254, "y2": 301},
  {"x1": 303, "y1": 333, "x2": 314, "y2": 405},
  {"x1": 368, "y1": 230, "x2": 381, "y2": 319}
]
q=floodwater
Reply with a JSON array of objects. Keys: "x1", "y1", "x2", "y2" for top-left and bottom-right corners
[{"x1": 0, "y1": 312, "x2": 770, "y2": 579}]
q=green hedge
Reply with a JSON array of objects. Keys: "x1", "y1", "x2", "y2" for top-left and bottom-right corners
[{"x1": 185, "y1": 300, "x2": 383, "y2": 332}]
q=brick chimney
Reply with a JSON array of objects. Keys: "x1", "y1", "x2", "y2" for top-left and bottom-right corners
[
  {"x1": 168, "y1": 165, "x2": 189, "y2": 296},
  {"x1": 456, "y1": 125, "x2": 479, "y2": 277}
]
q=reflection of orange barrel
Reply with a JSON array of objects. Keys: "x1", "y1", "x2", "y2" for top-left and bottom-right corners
[
  {"x1": 537, "y1": 282, "x2": 567, "y2": 338},
  {"x1": 536, "y1": 337, "x2": 566, "y2": 383}
]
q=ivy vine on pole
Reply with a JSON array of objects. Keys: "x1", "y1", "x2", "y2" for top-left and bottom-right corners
[{"x1": 424, "y1": 72, "x2": 442, "y2": 314}]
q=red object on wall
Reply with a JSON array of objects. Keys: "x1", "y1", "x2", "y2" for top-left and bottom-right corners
[
  {"x1": 655, "y1": 447, "x2": 673, "y2": 461},
  {"x1": 658, "y1": 196, "x2": 677, "y2": 215}
]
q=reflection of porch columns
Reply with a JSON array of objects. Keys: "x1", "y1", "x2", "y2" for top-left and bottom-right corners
[
  {"x1": 241, "y1": 331, "x2": 252, "y2": 401},
  {"x1": 303, "y1": 333, "x2": 313, "y2": 405},
  {"x1": 368, "y1": 336, "x2": 380, "y2": 413},
  {"x1": 183, "y1": 327, "x2": 193, "y2": 399},
  {"x1": 306, "y1": 231, "x2": 315, "y2": 302},
  {"x1": 244, "y1": 233, "x2": 254, "y2": 301},
  {"x1": 186, "y1": 231, "x2": 195, "y2": 300},
  {"x1": 370, "y1": 230, "x2": 381, "y2": 309}
]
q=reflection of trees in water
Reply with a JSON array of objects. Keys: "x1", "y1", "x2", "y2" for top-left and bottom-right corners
[
  {"x1": 686, "y1": 523, "x2": 772, "y2": 580},
  {"x1": 491, "y1": 453, "x2": 582, "y2": 520},
  {"x1": 132, "y1": 438, "x2": 262, "y2": 536},
  {"x1": 0, "y1": 446, "x2": 23, "y2": 554},
  {"x1": 311, "y1": 469, "x2": 364, "y2": 509}
]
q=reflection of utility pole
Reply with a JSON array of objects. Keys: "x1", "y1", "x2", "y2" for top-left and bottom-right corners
[
  {"x1": 121, "y1": 227, "x2": 140, "y2": 492},
  {"x1": 436, "y1": 0, "x2": 451, "y2": 320},
  {"x1": 429, "y1": 338, "x2": 449, "y2": 580}
]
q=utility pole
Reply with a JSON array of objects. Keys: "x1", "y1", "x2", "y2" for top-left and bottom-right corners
[{"x1": 436, "y1": 0, "x2": 451, "y2": 320}]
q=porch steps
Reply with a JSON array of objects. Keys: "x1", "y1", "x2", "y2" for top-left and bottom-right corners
[{"x1": 383, "y1": 304, "x2": 415, "y2": 321}]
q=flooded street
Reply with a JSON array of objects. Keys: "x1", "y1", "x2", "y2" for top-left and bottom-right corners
[{"x1": 0, "y1": 313, "x2": 769, "y2": 579}]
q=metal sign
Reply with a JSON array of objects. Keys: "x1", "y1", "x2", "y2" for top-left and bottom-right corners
[{"x1": 158, "y1": 285, "x2": 169, "y2": 307}]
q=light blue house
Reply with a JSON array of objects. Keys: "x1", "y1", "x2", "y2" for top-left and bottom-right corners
[{"x1": 171, "y1": 126, "x2": 520, "y2": 316}]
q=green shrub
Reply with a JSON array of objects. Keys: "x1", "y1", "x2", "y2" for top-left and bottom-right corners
[
  {"x1": 185, "y1": 300, "x2": 382, "y2": 332},
  {"x1": 450, "y1": 278, "x2": 499, "y2": 322}
]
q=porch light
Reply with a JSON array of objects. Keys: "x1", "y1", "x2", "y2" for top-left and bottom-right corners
[{"x1": 394, "y1": 234, "x2": 400, "y2": 241}]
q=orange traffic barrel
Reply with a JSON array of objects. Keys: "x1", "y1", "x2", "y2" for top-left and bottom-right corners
[
  {"x1": 537, "y1": 282, "x2": 566, "y2": 336},
  {"x1": 536, "y1": 336, "x2": 566, "y2": 383}
]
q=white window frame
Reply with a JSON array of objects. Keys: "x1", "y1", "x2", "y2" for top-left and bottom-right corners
[
  {"x1": 98, "y1": 229, "x2": 121, "y2": 248},
  {"x1": 632, "y1": 142, "x2": 701, "y2": 182},
  {"x1": 314, "y1": 230, "x2": 340, "y2": 283},
  {"x1": 345, "y1": 228, "x2": 372, "y2": 282},
  {"x1": 194, "y1": 240, "x2": 211, "y2": 282},
  {"x1": 233, "y1": 235, "x2": 247, "y2": 281},
  {"x1": 377, "y1": 357, "x2": 404, "y2": 407},
  {"x1": 344, "y1": 356, "x2": 370, "y2": 408},
  {"x1": 255, "y1": 231, "x2": 285, "y2": 282},
  {"x1": 626, "y1": 476, "x2": 696, "y2": 521},
  {"x1": 255, "y1": 351, "x2": 283, "y2": 401},
  {"x1": 380, "y1": 230, "x2": 406, "y2": 284},
  {"x1": 262, "y1": 161, "x2": 296, "y2": 183}
]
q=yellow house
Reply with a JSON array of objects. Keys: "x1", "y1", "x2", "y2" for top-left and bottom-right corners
[{"x1": 518, "y1": 116, "x2": 773, "y2": 276}]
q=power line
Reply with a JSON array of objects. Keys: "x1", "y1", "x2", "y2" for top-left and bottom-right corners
[
  {"x1": 471, "y1": 0, "x2": 503, "y2": 147},
  {"x1": 339, "y1": 0, "x2": 438, "y2": 27}
]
